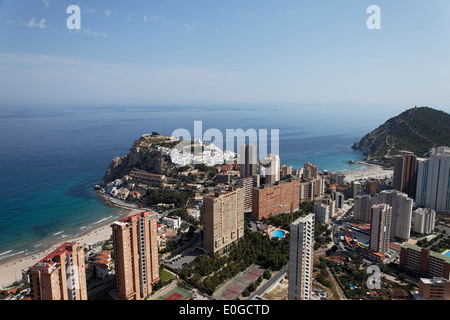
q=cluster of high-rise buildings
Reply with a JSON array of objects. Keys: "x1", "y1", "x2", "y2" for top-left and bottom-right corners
[
  {"x1": 394, "y1": 147, "x2": 450, "y2": 213},
  {"x1": 204, "y1": 144, "x2": 320, "y2": 300},
  {"x1": 349, "y1": 146, "x2": 449, "y2": 259},
  {"x1": 26, "y1": 145, "x2": 447, "y2": 301},
  {"x1": 26, "y1": 143, "x2": 320, "y2": 300},
  {"x1": 26, "y1": 211, "x2": 160, "y2": 301}
]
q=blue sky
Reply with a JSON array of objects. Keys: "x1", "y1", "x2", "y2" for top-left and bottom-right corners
[{"x1": 1, "y1": 0, "x2": 450, "y2": 110}]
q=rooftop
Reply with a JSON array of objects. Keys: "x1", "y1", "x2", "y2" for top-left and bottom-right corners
[{"x1": 401, "y1": 243, "x2": 450, "y2": 264}]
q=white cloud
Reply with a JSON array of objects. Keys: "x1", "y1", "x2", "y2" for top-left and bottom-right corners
[
  {"x1": 184, "y1": 22, "x2": 198, "y2": 32},
  {"x1": 143, "y1": 16, "x2": 148, "y2": 23},
  {"x1": 25, "y1": 18, "x2": 47, "y2": 29},
  {"x1": 105, "y1": 9, "x2": 111, "y2": 17},
  {"x1": 42, "y1": 0, "x2": 51, "y2": 8},
  {"x1": 82, "y1": 27, "x2": 107, "y2": 38}
]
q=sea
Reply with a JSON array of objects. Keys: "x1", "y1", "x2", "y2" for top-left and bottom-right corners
[{"x1": 0, "y1": 103, "x2": 405, "y2": 262}]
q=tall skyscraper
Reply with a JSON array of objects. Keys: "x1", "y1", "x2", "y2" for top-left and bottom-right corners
[
  {"x1": 288, "y1": 213, "x2": 315, "y2": 300},
  {"x1": 415, "y1": 147, "x2": 450, "y2": 213},
  {"x1": 111, "y1": 211, "x2": 159, "y2": 300},
  {"x1": 203, "y1": 188, "x2": 245, "y2": 253},
  {"x1": 238, "y1": 176, "x2": 254, "y2": 213},
  {"x1": 239, "y1": 144, "x2": 258, "y2": 178},
  {"x1": 353, "y1": 195, "x2": 373, "y2": 223},
  {"x1": 259, "y1": 153, "x2": 280, "y2": 184},
  {"x1": 369, "y1": 204, "x2": 392, "y2": 254},
  {"x1": 27, "y1": 242, "x2": 87, "y2": 300},
  {"x1": 393, "y1": 151, "x2": 418, "y2": 198},
  {"x1": 373, "y1": 190, "x2": 413, "y2": 242}
]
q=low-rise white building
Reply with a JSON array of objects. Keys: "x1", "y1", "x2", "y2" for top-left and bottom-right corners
[{"x1": 162, "y1": 216, "x2": 182, "y2": 230}]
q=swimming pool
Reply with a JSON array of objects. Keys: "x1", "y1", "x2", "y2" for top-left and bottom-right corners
[
  {"x1": 443, "y1": 250, "x2": 450, "y2": 257},
  {"x1": 271, "y1": 230, "x2": 286, "y2": 239}
]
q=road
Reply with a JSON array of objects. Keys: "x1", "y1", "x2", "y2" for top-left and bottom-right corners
[{"x1": 249, "y1": 265, "x2": 288, "y2": 300}]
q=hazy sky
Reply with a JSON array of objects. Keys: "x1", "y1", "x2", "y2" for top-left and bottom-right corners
[{"x1": 1, "y1": 0, "x2": 450, "y2": 110}]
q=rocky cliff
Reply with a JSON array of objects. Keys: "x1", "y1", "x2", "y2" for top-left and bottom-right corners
[
  {"x1": 352, "y1": 106, "x2": 450, "y2": 161},
  {"x1": 100, "y1": 134, "x2": 179, "y2": 185}
]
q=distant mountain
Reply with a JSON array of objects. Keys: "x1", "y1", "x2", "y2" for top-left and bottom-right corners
[{"x1": 352, "y1": 106, "x2": 450, "y2": 162}]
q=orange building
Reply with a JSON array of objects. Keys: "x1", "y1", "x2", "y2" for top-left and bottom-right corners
[
  {"x1": 27, "y1": 242, "x2": 87, "y2": 300},
  {"x1": 203, "y1": 188, "x2": 245, "y2": 253},
  {"x1": 111, "y1": 211, "x2": 159, "y2": 300},
  {"x1": 252, "y1": 179, "x2": 300, "y2": 219}
]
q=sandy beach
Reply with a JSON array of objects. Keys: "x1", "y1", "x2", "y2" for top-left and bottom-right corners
[
  {"x1": 0, "y1": 164, "x2": 391, "y2": 290},
  {"x1": 0, "y1": 223, "x2": 112, "y2": 289},
  {"x1": 343, "y1": 162, "x2": 393, "y2": 183},
  {"x1": 0, "y1": 206, "x2": 142, "y2": 290}
]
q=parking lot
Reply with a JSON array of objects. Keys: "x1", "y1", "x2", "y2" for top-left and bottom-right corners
[{"x1": 162, "y1": 247, "x2": 203, "y2": 271}]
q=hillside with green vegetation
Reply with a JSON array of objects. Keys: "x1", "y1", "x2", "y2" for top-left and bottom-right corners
[{"x1": 352, "y1": 107, "x2": 450, "y2": 162}]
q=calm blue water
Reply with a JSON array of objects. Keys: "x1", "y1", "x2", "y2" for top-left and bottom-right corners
[
  {"x1": 0, "y1": 104, "x2": 400, "y2": 260},
  {"x1": 444, "y1": 251, "x2": 450, "y2": 257}
]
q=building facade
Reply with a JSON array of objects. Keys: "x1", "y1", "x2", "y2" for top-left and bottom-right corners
[
  {"x1": 353, "y1": 195, "x2": 373, "y2": 223},
  {"x1": 203, "y1": 188, "x2": 245, "y2": 253},
  {"x1": 373, "y1": 190, "x2": 413, "y2": 242},
  {"x1": 288, "y1": 214, "x2": 315, "y2": 300},
  {"x1": 111, "y1": 211, "x2": 160, "y2": 300},
  {"x1": 415, "y1": 147, "x2": 450, "y2": 212},
  {"x1": 418, "y1": 277, "x2": 450, "y2": 300},
  {"x1": 369, "y1": 204, "x2": 392, "y2": 254},
  {"x1": 252, "y1": 179, "x2": 300, "y2": 219},
  {"x1": 239, "y1": 144, "x2": 258, "y2": 178},
  {"x1": 314, "y1": 202, "x2": 330, "y2": 224},
  {"x1": 259, "y1": 154, "x2": 280, "y2": 184},
  {"x1": 411, "y1": 207, "x2": 436, "y2": 235},
  {"x1": 400, "y1": 243, "x2": 450, "y2": 280},
  {"x1": 238, "y1": 176, "x2": 254, "y2": 213},
  {"x1": 393, "y1": 152, "x2": 418, "y2": 198},
  {"x1": 27, "y1": 242, "x2": 87, "y2": 300}
]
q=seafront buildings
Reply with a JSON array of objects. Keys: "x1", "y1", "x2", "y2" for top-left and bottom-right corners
[
  {"x1": 415, "y1": 147, "x2": 450, "y2": 213},
  {"x1": 27, "y1": 242, "x2": 87, "y2": 300},
  {"x1": 111, "y1": 211, "x2": 160, "y2": 300},
  {"x1": 203, "y1": 188, "x2": 245, "y2": 253},
  {"x1": 288, "y1": 214, "x2": 315, "y2": 300}
]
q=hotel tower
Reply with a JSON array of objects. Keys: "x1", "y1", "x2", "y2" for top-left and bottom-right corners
[
  {"x1": 27, "y1": 242, "x2": 87, "y2": 300},
  {"x1": 111, "y1": 211, "x2": 159, "y2": 300},
  {"x1": 288, "y1": 213, "x2": 315, "y2": 300}
]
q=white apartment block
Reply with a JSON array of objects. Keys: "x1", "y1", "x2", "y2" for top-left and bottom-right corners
[{"x1": 288, "y1": 213, "x2": 315, "y2": 300}]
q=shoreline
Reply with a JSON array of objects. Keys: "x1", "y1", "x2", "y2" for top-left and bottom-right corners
[
  {"x1": 0, "y1": 191, "x2": 140, "y2": 290},
  {"x1": 342, "y1": 161, "x2": 393, "y2": 183},
  {"x1": 0, "y1": 163, "x2": 392, "y2": 290}
]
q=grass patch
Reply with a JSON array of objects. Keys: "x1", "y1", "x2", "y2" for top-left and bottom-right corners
[{"x1": 160, "y1": 269, "x2": 176, "y2": 283}]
